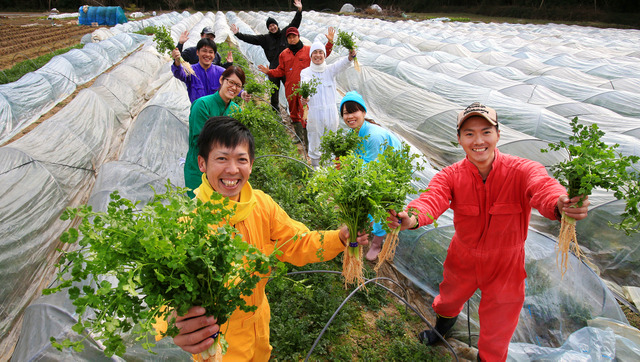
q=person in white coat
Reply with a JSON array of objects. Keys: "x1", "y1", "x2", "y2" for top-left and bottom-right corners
[{"x1": 300, "y1": 41, "x2": 357, "y2": 167}]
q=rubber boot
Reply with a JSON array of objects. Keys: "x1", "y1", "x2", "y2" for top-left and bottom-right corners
[
  {"x1": 418, "y1": 314, "x2": 458, "y2": 345},
  {"x1": 366, "y1": 235, "x2": 384, "y2": 261},
  {"x1": 292, "y1": 122, "x2": 304, "y2": 144},
  {"x1": 310, "y1": 158, "x2": 320, "y2": 169},
  {"x1": 303, "y1": 127, "x2": 309, "y2": 153}
]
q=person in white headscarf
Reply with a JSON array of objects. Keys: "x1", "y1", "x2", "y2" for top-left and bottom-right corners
[{"x1": 300, "y1": 38, "x2": 357, "y2": 167}]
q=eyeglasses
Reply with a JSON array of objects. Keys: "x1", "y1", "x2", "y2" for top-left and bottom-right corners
[{"x1": 224, "y1": 78, "x2": 243, "y2": 89}]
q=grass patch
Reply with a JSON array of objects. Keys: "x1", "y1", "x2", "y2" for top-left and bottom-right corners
[{"x1": 0, "y1": 43, "x2": 83, "y2": 84}]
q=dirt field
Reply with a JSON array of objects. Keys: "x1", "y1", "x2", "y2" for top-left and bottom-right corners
[{"x1": 0, "y1": 13, "x2": 94, "y2": 70}]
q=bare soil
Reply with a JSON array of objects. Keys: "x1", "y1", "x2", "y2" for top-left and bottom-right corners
[{"x1": 0, "y1": 13, "x2": 94, "y2": 70}]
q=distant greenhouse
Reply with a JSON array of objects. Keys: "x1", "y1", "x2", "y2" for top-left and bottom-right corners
[{"x1": 78, "y1": 6, "x2": 128, "y2": 26}]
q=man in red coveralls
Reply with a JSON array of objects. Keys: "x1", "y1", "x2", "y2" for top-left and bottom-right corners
[
  {"x1": 387, "y1": 102, "x2": 591, "y2": 361},
  {"x1": 258, "y1": 27, "x2": 333, "y2": 149}
]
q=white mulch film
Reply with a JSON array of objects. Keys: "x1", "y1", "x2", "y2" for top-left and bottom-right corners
[{"x1": 2, "y1": 10, "x2": 639, "y2": 360}]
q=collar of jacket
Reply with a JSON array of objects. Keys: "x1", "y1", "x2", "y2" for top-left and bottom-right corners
[
  {"x1": 194, "y1": 173, "x2": 257, "y2": 224},
  {"x1": 288, "y1": 41, "x2": 304, "y2": 55}
]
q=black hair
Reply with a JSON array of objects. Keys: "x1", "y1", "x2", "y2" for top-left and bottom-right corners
[
  {"x1": 196, "y1": 38, "x2": 217, "y2": 53},
  {"x1": 198, "y1": 116, "x2": 255, "y2": 162},
  {"x1": 340, "y1": 101, "x2": 365, "y2": 116},
  {"x1": 221, "y1": 65, "x2": 246, "y2": 86}
]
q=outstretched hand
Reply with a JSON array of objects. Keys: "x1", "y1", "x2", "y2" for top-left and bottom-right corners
[
  {"x1": 339, "y1": 227, "x2": 369, "y2": 246},
  {"x1": 557, "y1": 195, "x2": 590, "y2": 221},
  {"x1": 230, "y1": 24, "x2": 239, "y2": 34},
  {"x1": 172, "y1": 306, "x2": 219, "y2": 354},
  {"x1": 257, "y1": 65, "x2": 270, "y2": 74},
  {"x1": 387, "y1": 209, "x2": 417, "y2": 231},
  {"x1": 294, "y1": 0, "x2": 302, "y2": 11},
  {"x1": 226, "y1": 51, "x2": 233, "y2": 63}
]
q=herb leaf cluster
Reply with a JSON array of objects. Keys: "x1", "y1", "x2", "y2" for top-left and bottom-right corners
[
  {"x1": 44, "y1": 183, "x2": 281, "y2": 357},
  {"x1": 334, "y1": 29, "x2": 358, "y2": 51},
  {"x1": 319, "y1": 128, "x2": 363, "y2": 164},
  {"x1": 291, "y1": 77, "x2": 321, "y2": 99},
  {"x1": 152, "y1": 26, "x2": 175, "y2": 56},
  {"x1": 543, "y1": 117, "x2": 640, "y2": 234}
]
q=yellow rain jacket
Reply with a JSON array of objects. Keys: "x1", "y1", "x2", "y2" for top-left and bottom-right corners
[{"x1": 176, "y1": 174, "x2": 345, "y2": 361}]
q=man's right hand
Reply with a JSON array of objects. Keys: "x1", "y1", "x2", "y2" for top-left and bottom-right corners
[
  {"x1": 172, "y1": 306, "x2": 219, "y2": 354},
  {"x1": 230, "y1": 24, "x2": 239, "y2": 34},
  {"x1": 179, "y1": 30, "x2": 189, "y2": 45},
  {"x1": 294, "y1": 0, "x2": 302, "y2": 11}
]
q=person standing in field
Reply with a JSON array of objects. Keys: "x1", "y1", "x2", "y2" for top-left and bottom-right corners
[
  {"x1": 175, "y1": 26, "x2": 233, "y2": 67},
  {"x1": 171, "y1": 38, "x2": 227, "y2": 104},
  {"x1": 258, "y1": 27, "x2": 333, "y2": 150},
  {"x1": 167, "y1": 116, "x2": 369, "y2": 360},
  {"x1": 339, "y1": 91, "x2": 402, "y2": 261},
  {"x1": 387, "y1": 102, "x2": 590, "y2": 361},
  {"x1": 300, "y1": 40, "x2": 356, "y2": 168},
  {"x1": 183, "y1": 66, "x2": 246, "y2": 198},
  {"x1": 230, "y1": 0, "x2": 303, "y2": 111}
]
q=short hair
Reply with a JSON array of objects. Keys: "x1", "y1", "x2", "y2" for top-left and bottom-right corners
[
  {"x1": 221, "y1": 65, "x2": 246, "y2": 86},
  {"x1": 196, "y1": 38, "x2": 217, "y2": 52},
  {"x1": 341, "y1": 100, "x2": 366, "y2": 115},
  {"x1": 198, "y1": 116, "x2": 255, "y2": 162}
]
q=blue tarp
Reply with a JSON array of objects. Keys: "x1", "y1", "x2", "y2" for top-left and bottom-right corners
[{"x1": 78, "y1": 6, "x2": 128, "y2": 26}]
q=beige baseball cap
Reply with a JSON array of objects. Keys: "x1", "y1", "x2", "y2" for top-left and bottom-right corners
[{"x1": 457, "y1": 102, "x2": 498, "y2": 129}]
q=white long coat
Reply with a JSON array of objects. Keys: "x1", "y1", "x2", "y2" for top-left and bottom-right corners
[{"x1": 300, "y1": 56, "x2": 352, "y2": 161}]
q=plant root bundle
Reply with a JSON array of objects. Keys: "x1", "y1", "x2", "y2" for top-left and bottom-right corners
[
  {"x1": 181, "y1": 59, "x2": 196, "y2": 76},
  {"x1": 353, "y1": 58, "x2": 361, "y2": 72},
  {"x1": 343, "y1": 243, "x2": 364, "y2": 287},
  {"x1": 374, "y1": 228, "x2": 400, "y2": 272},
  {"x1": 200, "y1": 333, "x2": 224, "y2": 362},
  {"x1": 556, "y1": 214, "x2": 585, "y2": 276}
]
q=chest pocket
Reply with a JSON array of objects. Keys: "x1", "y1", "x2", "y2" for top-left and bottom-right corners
[
  {"x1": 453, "y1": 204, "x2": 479, "y2": 216},
  {"x1": 489, "y1": 203, "x2": 522, "y2": 215}
]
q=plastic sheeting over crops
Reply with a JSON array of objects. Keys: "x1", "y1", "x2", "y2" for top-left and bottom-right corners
[{"x1": 3, "y1": 9, "x2": 640, "y2": 360}]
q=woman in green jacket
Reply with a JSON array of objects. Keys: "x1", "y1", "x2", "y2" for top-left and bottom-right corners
[{"x1": 184, "y1": 65, "x2": 245, "y2": 197}]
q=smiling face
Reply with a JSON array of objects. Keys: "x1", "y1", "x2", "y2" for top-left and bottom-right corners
[
  {"x1": 286, "y1": 33, "x2": 299, "y2": 45},
  {"x1": 457, "y1": 116, "x2": 500, "y2": 175},
  {"x1": 196, "y1": 45, "x2": 215, "y2": 68},
  {"x1": 218, "y1": 73, "x2": 243, "y2": 102},
  {"x1": 342, "y1": 107, "x2": 366, "y2": 131},
  {"x1": 268, "y1": 23, "x2": 279, "y2": 33},
  {"x1": 198, "y1": 142, "x2": 253, "y2": 201},
  {"x1": 311, "y1": 49, "x2": 325, "y2": 65}
]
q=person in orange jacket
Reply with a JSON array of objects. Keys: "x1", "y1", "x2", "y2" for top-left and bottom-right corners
[
  {"x1": 167, "y1": 116, "x2": 368, "y2": 361},
  {"x1": 387, "y1": 102, "x2": 591, "y2": 361},
  {"x1": 258, "y1": 27, "x2": 333, "y2": 150}
]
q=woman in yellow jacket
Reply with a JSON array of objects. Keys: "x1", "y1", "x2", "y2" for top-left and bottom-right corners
[{"x1": 165, "y1": 116, "x2": 368, "y2": 361}]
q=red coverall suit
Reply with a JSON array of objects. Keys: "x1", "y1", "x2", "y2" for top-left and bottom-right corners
[
  {"x1": 407, "y1": 149, "x2": 566, "y2": 361},
  {"x1": 266, "y1": 42, "x2": 332, "y2": 127}
]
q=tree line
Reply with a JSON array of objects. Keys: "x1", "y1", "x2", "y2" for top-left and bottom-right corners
[{"x1": 0, "y1": 0, "x2": 637, "y2": 27}]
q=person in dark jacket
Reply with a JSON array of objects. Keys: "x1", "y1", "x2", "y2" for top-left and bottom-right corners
[
  {"x1": 175, "y1": 26, "x2": 233, "y2": 68},
  {"x1": 230, "y1": 0, "x2": 303, "y2": 110}
]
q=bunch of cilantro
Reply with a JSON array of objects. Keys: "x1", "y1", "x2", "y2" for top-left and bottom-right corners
[
  {"x1": 291, "y1": 77, "x2": 321, "y2": 99},
  {"x1": 308, "y1": 142, "x2": 421, "y2": 284},
  {"x1": 319, "y1": 128, "x2": 362, "y2": 165},
  {"x1": 543, "y1": 117, "x2": 640, "y2": 273},
  {"x1": 44, "y1": 184, "x2": 282, "y2": 357}
]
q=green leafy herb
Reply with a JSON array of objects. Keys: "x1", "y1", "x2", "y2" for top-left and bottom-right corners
[
  {"x1": 152, "y1": 26, "x2": 175, "y2": 56},
  {"x1": 43, "y1": 182, "x2": 284, "y2": 357},
  {"x1": 543, "y1": 117, "x2": 640, "y2": 273},
  {"x1": 319, "y1": 128, "x2": 363, "y2": 164},
  {"x1": 334, "y1": 30, "x2": 358, "y2": 51},
  {"x1": 308, "y1": 143, "x2": 422, "y2": 284},
  {"x1": 291, "y1": 77, "x2": 321, "y2": 99}
]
